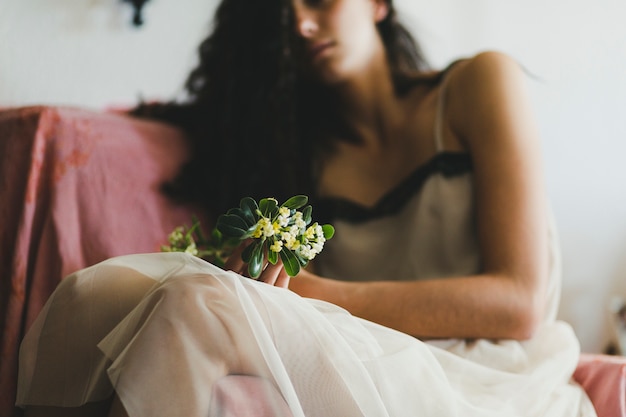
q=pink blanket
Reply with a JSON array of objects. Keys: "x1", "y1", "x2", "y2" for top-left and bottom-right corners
[
  {"x1": 1, "y1": 106, "x2": 624, "y2": 417},
  {"x1": 0, "y1": 106, "x2": 201, "y2": 416}
]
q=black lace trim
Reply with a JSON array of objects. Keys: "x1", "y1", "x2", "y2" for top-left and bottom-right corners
[{"x1": 315, "y1": 152, "x2": 472, "y2": 224}]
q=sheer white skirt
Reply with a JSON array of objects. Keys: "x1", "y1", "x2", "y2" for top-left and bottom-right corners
[{"x1": 17, "y1": 253, "x2": 596, "y2": 417}]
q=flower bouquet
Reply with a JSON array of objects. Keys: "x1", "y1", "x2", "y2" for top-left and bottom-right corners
[{"x1": 161, "y1": 195, "x2": 334, "y2": 278}]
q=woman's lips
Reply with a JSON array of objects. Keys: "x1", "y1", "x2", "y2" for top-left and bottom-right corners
[{"x1": 309, "y1": 41, "x2": 334, "y2": 60}]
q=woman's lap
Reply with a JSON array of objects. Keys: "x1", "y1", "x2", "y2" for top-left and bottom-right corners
[{"x1": 18, "y1": 253, "x2": 596, "y2": 417}]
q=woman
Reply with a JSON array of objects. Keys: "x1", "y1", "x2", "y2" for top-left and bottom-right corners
[{"x1": 17, "y1": 0, "x2": 596, "y2": 416}]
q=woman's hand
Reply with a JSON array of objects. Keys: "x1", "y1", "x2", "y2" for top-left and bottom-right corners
[{"x1": 224, "y1": 240, "x2": 291, "y2": 288}]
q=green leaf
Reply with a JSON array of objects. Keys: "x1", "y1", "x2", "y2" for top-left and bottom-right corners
[
  {"x1": 296, "y1": 254, "x2": 309, "y2": 267},
  {"x1": 240, "y1": 197, "x2": 259, "y2": 218},
  {"x1": 227, "y1": 208, "x2": 256, "y2": 227},
  {"x1": 281, "y1": 195, "x2": 308, "y2": 210},
  {"x1": 216, "y1": 214, "x2": 249, "y2": 238},
  {"x1": 218, "y1": 214, "x2": 249, "y2": 230},
  {"x1": 267, "y1": 246, "x2": 278, "y2": 264},
  {"x1": 302, "y1": 205, "x2": 312, "y2": 224},
  {"x1": 185, "y1": 223, "x2": 198, "y2": 240},
  {"x1": 217, "y1": 224, "x2": 248, "y2": 238},
  {"x1": 248, "y1": 241, "x2": 264, "y2": 278},
  {"x1": 259, "y1": 198, "x2": 279, "y2": 219},
  {"x1": 322, "y1": 224, "x2": 335, "y2": 239},
  {"x1": 211, "y1": 227, "x2": 224, "y2": 246},
  {"x1": 241, "y1": 242, "x2": 256, "y2": 263},
  {"x1": 239, "y1": 198, "x2": 259, "y2": 225},
  {"x1": 280, "y1": 248, "x2": 301, "y2": 277},
  {"x1": 212, "y1": 257, "x2": 226, "y2": 268},
  {"x1": 191, "y1": 215, "x2": 208, "y2": 243}
]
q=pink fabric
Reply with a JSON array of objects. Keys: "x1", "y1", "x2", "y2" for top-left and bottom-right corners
[
  {"x1": 573, "y1": 353, "x2": 626, "y2": 417},
  {"x1": 0, "y1": 106, "x2": 202, "y2": 417},
  {"x1": 1, "y1": 106, "x2": 625, "y2": 417},
  {"x1": 209, "y1": 376, "x2": 293, "y2": 417}
]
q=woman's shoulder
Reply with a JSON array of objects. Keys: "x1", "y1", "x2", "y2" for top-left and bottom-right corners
[
  {"x1": 410, "y1": 51, "x2": 523, "y2": 109},
  {"x1": 410, "y1": 51, "x2": 518, "y2": 83},
  {"x1": 446, "y1": 51, "x2": 524, "y2": 93},
  {"x1": 443, "y1": 51, "x2": 529, "y2": 131}
]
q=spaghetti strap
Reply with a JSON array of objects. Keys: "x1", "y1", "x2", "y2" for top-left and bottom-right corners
[
  {"x1": 433, "y1": 73, "x2": 451, "y2": 153},
  {"x1": 433, "y1": 60, "x2": 462, "y2": 153}
]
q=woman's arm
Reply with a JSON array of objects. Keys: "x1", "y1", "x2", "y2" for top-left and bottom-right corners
[{"x1": 290, "y1": 52, "x2": 550, "y2": 341}]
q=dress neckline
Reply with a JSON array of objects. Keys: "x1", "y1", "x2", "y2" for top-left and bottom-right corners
[
  {"x1": 315, "y1": 61, "x2": 468, "y2": 224},
  {"x1": 315, "y1": 152, "x2": 472, "y2": 224}
]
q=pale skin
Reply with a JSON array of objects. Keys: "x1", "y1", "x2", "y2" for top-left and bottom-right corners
[{"x1": 25, "y1": 1, "x2": 549, "y2": 416}]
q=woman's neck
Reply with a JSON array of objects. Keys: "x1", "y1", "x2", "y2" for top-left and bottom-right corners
[{"x1": 332, "y1": 55, "x2": 410, "y2": 148}]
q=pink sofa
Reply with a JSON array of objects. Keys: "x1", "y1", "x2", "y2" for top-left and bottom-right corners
[{"x1": 1, "y1": 106, "x2": 624, "y2": 417}]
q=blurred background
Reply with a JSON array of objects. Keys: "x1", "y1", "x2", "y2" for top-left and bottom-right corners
[{"x1": 1, "y1": 0, "x2": 624, "y2": 354}]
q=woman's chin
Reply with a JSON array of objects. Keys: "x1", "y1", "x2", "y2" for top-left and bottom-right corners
[{"x1": 311, "y1": 64, "x2": 352, "y2": 86}]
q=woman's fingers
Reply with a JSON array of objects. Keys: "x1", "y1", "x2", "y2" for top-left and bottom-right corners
[
  {"x1": 258, "y1": 261, "x2": 282, "y2": 285},
  {"x1": 225, "y1": 241, "x2": 290, "y2": 287},
  {"x1": 259, "y1": 260, "x2": 290, "y2": 288},
  {"x1": 224, "y1": 240, "x2": 251, "y2": 275},
  {"x1": 274, "y1": 268, "x2": 291, "y2": 289}
]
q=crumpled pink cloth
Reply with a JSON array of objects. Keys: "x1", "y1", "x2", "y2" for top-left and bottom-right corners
[
  {"x1": 0, "y1": 106, "x2": 201, "y2": 417},
  {"x1": 575, "y1": 353, "x2": 626, "y2": 417}
]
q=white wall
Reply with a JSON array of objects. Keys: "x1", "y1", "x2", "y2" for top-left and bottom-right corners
[
  {"x1": 0, "y1": 0, "x2": 218, "y2": 109},
  {"x1": 2, "y1": 0, "x2": 625, "y2": 353}
]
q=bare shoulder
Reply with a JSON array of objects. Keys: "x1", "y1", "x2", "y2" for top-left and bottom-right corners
[
  {"x1": 449, "y1": 51, "x2": 526, "y2": 103},
  {"x1": 445, "y1": 51, "x2": 533, "y2": 142},
  {"x1": 456, "y1": 51, "x2": 522, "y2": 76}
]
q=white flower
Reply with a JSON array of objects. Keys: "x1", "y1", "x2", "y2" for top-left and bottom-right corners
[
  {"x1": 168, "y1": 227, "x2": 185, "y2": 245},
  {"x1": 293, "y1": 212, "x2": 306, "y2": 230},
  {"x1": 296, "y1": 245, "x2": 315, "y2": 260},
  {"x1": 311, "y1": 242, "x2": 324, "y2": 254},
  {"x1": 252, "y1": 223, "x2": 263, "y2": 238},
  {"x1": 278, "y1": 207, "x2": 291, "y2": 227},
  {"x1": 185, "y1": 242, "x2": 198, "y2": 256},
  {"x1": 263, "y1": 219, "x2": 276, "y2": 237},
  {"x1": 277, "y1": 214, "x2": 290, "y2": 227},
  {"x1": 253, "y1": 218, "x2": 275, "y2": 238},
  {"x1": 282, "y1": 231, "x2": 300, "y2": 250},
  {"x1": 270, "y1": 240, "x2": 283, "y2": 253}
]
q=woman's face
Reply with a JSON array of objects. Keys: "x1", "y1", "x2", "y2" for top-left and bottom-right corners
[{"x1": 292, "y1": 0, "x2": 388, "y2": 83}]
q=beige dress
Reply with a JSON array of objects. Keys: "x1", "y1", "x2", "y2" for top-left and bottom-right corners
[{"x1": 17, "y1": 81, "x2": 596, "y2": 417}]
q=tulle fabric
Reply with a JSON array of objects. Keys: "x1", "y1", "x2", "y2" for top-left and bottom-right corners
[{"x1": 17, "y1": 252, "x2": 596, "y2": 417}]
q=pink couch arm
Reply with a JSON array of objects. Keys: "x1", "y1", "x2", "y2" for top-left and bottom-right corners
[
  {"x1": 574, "y1": 353, "x2": 626, "y2": 417},
  {"x1": 0, "y1": 106, "x2": 202, "y2": 417}
]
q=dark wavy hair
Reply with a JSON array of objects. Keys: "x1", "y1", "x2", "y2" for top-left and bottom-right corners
[{"x1": 132, "y1": 0, "x2": 432, "y2": 218}]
